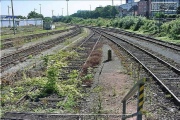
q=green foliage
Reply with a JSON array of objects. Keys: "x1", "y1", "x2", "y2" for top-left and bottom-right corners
[
  {"x1": 140, "y1": 19, "x2": 158, "y2": 34},
  {"x1": 70, "y1": 5, "x2": 118, "y2": 19},
  {"x1": 27, "y1": 11, "x2": 44, "y2": 19},
  {"x1": 154, "y1": 12, "x2": 165, "y2": 18},
  {"x1": 17, "y1": 15, "x2": 26, "y2": 19},
  {"x1": 43, "y1": 66, "x2": 59, "y2": 94},
  {"x1": 43, "y1": 17, "x2": 52, "y2": 22},
  {"x1": 161, "y1": 18, "x2": 180, "y2": 39},
  {"x1": 132, "y1": 18, "x2": 144, "y2": 31}
]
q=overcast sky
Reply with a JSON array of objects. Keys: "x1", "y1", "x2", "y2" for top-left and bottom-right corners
[{"x1": 1, "y1": 0, "x2": 127, "y2": 17}]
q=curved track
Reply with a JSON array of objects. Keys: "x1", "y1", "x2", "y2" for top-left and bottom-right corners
[
  {"x1": 92, "y1": 27, "x2": 180, "y2": 105},
  {"x1": 0, "y1": 27, "x2": 81, "y2": 73},
  {"x1": 2, "y1": 29, "x2": 102, "y2": 120},
  {"x1": 102, "y1": 27, "x2": 180, "y2": 51}
]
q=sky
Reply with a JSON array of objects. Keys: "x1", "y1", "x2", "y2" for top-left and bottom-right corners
[{"x1": 1, "y1": 0, "x2": 126, "y2": 17}]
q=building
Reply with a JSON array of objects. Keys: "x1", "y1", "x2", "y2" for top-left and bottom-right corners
[
  {"x1": 126, "y1": 0, "x2": 134, "y2": 3},
  {"x1": 138, "y1": 0, "x2": 148, "y2": 16},
  {"x1": 0, "y1": 15, "x2": 19, "y2": 19},
  {"x1": 150, "y1": 0, "x2": 180, "y2": 16},
  {"x1": 118, "y1": 2, "x2": 138, "y2": 16},
  {"x1": 0, "y1": 18, "x2": 43, "y2": 27},
  {"x1": 118, "y1": 0, "x2": 179, "y2": 17}
]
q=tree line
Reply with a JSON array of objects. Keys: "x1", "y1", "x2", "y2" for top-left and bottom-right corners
[{"x1": 71, "y1": 5, "x2": 118, "y2": 19}]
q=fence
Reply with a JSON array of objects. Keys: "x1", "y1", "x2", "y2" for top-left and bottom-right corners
[{"x1": 122, "y1": 78, "x2": 146, "y2": 120}]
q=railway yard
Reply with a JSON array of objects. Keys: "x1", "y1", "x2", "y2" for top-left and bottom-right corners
[{"x1": 0, "y1": 24, "x2": 180, "y2": 120}]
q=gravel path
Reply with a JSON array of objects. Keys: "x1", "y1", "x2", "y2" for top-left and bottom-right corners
[
  {"x1": 81, "y1": 41, "x2": 137, "y2": 120},
  {"x1": 110, "y1": 32, "x2": 180, "y2": 65}
]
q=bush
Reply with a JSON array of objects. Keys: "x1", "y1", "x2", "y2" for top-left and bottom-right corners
[
  {"x1": 161, "y1": 18, "x2": 180, "y2": 39},
  {"x1": 132, "y1": 18, "x2": 145, "y2": 31}
]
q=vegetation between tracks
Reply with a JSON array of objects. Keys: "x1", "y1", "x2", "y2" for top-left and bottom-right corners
[
  {"x1": 0, "y1": 50, "x2": 82, "y2": 116},
  {"x1": 1, "y1": 39, "x2": 103, "y2": 116}
]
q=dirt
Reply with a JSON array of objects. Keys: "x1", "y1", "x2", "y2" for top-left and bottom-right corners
[{"x1": 80, "y1": 39, "x2": 137, "y2": 119}]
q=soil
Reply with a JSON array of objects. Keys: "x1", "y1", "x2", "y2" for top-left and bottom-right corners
[{"x1": 80, "y1": 39, "x2": 137, "y2": 120}]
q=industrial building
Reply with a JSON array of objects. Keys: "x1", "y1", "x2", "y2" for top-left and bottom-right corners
[
  {"x1": 0, "y1": 15, "x2": 43, "y2": 27},
  {"x1": 118, "y1": 0, "x2": 180, "y2": 17}
]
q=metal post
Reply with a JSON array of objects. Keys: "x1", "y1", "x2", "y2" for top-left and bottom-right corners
[
  {"x1": 158, "y1": 10, "x2": 160, "y2": 33},
  {"x1": 66, "y1": 0, "x2": 69, "y2": 16},
  {"x1": 34, "y1": 8, "x2": 37, "y2": 26},
  {"x1": 52, "y1": 10, "x2": 54, "y2": 17},
  {"x1": 62, "y1": 8, "x2": 64, "y2": 16},
  {"x1": 146, "y1": 0, "x2": 149, "y2": 19},
  {"x1": 108, "y1": 50, "x2": 112, "y2": 61},
  {"x1": 8, "y1": 5, "x2": 11, "y2": 27},
  {"x1": 137, "y1": 82, "x2": 144, "y2": 120},
  {"x1": 122, "y1": 101, "x2": 126, "y2": 120},
  {"x1": 39, "y1": 4, "x2": 41, "y2": 14},
  {"x1": 11, "y1": 0, "x2": 15, "y2": 35}
]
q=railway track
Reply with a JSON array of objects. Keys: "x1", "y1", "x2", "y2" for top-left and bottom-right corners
[
  {"x1": 2, "y1": 29, "x2": 102, "y2": 119},
  {"x1": 1, "y1": 27, "x2": 76, "y2": 50},
  {"x1": 92, "y1": 28, "x2": 180, "y2": 105},
  {"x1": 0, "y1": 26, "x2": 81, "y2": 73},
  {"x1": 103, "y1": 30, "x2": 180, "y2": 69},
  {"x1": 101, "y1": 27, "x2": 180, "y2": 51}
]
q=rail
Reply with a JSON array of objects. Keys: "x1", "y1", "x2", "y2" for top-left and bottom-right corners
[{"x1": 122, "y1": 78, "x2": 146, "y2": 120}]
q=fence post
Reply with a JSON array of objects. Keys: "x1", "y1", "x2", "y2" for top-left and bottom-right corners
[{"x1": 137, "y1": 82, "x2": 145, "y2": 120}]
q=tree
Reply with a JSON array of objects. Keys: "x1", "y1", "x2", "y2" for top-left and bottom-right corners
[
  {"x1": 17, "y1": 15, "x2": 26, "y2": 19},
  {"x1": 70, "y1": 5, "x2": 118, "y2": 19},
  {"x1": 43, "y1": 17, "x2": 52, "y2": 22},
  {"x1": 27, "y1": 11, "x2": 44, "y2": 19},
  {"x1": 111, "y1": 6, "x2": 118, "y2": 18}
]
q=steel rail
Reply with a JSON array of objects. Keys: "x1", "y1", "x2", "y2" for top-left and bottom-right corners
[
  {"x1": 93, "y1": 28, "x2": 180, "y2": 104},
  {"x1": 0, "y1": 27, "x2": 81, "y2": 72},
  {"x1": 101, "y1": 27, "x2": 180, "y2": 51},
  {"x1": 102, "y1": 31, "x2": 180, "y2": 74}
]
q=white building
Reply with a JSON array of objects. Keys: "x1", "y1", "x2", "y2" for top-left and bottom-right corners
[{"x1": 0, "y1": 18, "x2": 43, "y2": 27}]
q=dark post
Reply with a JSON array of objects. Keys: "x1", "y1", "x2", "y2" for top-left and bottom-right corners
[
  {"x1": 11, "y1": 0, "x2": 15, "y2": 35},
  {"x1": 66, "y1": 0, "x2": 69, "y2": 16},
  {"x1": 122, "y1": 101, "x2": 126, "y2": 120},
  {"x1": 8, "y1": 6, "x2": 11, "y2": 27},
  {"x1": 108, "y1": 50, "x2": 112, "y2": 61}
]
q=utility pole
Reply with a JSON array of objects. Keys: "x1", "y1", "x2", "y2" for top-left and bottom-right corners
[
  {"x1": 39, "y1": 4, "x2": 42, "y2": 27},
  {"x1": 112, "y1": 0, "x2": 114, "y2": 6},
  {"x1": 66, "y1": 0, "x2": 69, "y2": 16},
  {"x1": 52, "y1": 10, "x2": 54, "y2": 17},
  {"x1": 39, "y1": 4, "x2": 41, "y2": 14},
  {"x1": 90, "y1": 5, "x2": 91, "y2": 11},
  {"x1": 34, "y1": 8, "x2": 37, "y2": 26},
  {"x1": 62, "y1": 8, "x2": 64, "y2": 16},
  {"x1": 11, "y1": 0, "x2": 15, "y2": 35},
  {"x1": 8, "y1": 5, "x2": 11, "y2": 27}
]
